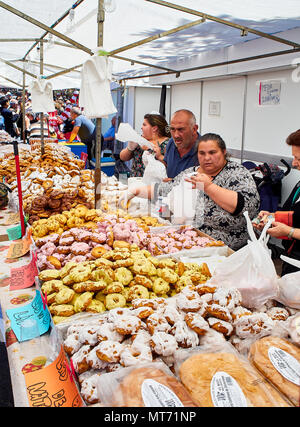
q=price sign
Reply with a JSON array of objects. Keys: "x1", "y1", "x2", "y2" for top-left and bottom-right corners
[
  {"x1": 10, "y1": 253, "x2": 38, "y2": 290},
  {"x1": 24, "y1": 345, "x2": 84, "y2": 407}
]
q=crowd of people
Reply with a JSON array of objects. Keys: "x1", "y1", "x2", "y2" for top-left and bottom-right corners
[{"x1": 0, "y1": 87, "x2": 300, "y2": 275}]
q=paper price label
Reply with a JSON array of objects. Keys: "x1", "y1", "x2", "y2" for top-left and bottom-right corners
[
  {"x1": 24, "y1": 346, "x2": 84, "y2": 407},
  {"x1": 6, "y1": 290, "x2": 51, "y2": 342},
  {"x1": 210, "y1": 372, "x2": 247, "y2": 407},
  {"x1": 141, "y1": 379, "x2": 184, "y2": 407},
  {"x1": 268, "y1": 347, "x2": 300, "y2": 386},
  {"x1": 10, "y1": 255, "x2": 38, "y2": 290}
]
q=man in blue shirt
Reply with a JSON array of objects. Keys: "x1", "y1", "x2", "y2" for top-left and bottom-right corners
[
  {"x1": 69, "y1": 107, "x2": 103, "y2": 164},
  {"x1": 103, "y1": 116, "x2": 116, "y2": 153},
  {"x1": 164, "y1": 109, "x2": 200, "y2": 179}
]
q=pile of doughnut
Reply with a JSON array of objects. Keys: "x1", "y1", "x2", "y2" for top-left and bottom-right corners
[
  {"x1": 25, "y1": 190, "x2": 93, "y2": 224},
  {"x1": 0, "y1": 143, "x2": 85, "y2": 184},
  {"x1": 60, "y1": 279, "x2": 298, "y2": 405},
  {"x1": 38, "y1": 248, "x2": 212, "y2": 324},
  {"x1": 34, "y1": 216, "x2": 224, "y2": 271},
  {"x1": 31, "y1": 210, "x2": 165, "y2": 242}
]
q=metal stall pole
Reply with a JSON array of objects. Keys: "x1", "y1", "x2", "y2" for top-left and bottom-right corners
[
  {"x1": 22, "y1": 68, "x2": 26, "y2": 142},
  {"x1": 95, "y1": 0, "x2": 104, "y2": 209},
  {"x1": 39, "y1": 40, "x2": 45, "y2": 155}
]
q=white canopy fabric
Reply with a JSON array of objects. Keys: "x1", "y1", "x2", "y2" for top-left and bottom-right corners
[{"x1": 0, "y1": 0, "x2": 300, "y2": 88}]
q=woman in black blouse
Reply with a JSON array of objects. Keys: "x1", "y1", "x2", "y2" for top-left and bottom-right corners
[{"x1": 255, "y1": 129, "x2": 300, "y2": 275}]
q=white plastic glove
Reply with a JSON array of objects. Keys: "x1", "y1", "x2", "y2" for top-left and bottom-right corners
[
  {"x1": 118, "y1": 189, "x2": 136, "y2": 210},
  {"x1": 127, "y1": 141, "x2": 138, "y2": 151}
]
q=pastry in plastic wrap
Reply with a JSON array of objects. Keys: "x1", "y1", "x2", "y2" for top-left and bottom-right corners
[
  {"x1": 249, "y1": 336, "x2": 300, "y2": 406},
  {"x1": 110, "y1": 366, "x2": 197, "y2": 407},
  {"x1": 179, "y1": 352, "x2": 290, "y2": 407}
]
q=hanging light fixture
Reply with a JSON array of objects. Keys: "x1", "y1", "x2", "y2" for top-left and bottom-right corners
[
  {"x1": 47, "y1": 33, "x2": 55, "y2": 50},
  {"x1": 103, "y1": 0, "x2": 116, "y2": 13}
]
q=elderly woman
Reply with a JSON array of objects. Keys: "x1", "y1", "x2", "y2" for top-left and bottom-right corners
[
  {"x1": 119, "y1": 113, "x2": 170, "y2": 177},
  {"x1": 254, "y1": 129, "x2": 300, "y2": 275},
  {"x1": 123, "y1": 133, "x2": 260, "y2": 250}
]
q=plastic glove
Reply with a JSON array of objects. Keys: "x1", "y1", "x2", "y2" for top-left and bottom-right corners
[
  {"x1": 118, "y1": 189, "x2": 136, "y2": 210},
  {"x1": 127, "y1": 141, "x2": 139, "y2": 151}
]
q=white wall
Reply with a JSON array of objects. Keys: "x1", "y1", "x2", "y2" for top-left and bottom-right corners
[
  {"x1": 134, "y1": 86, "x2": 170, "y2": 132},
  {"x1": 244, "y1": 69, "x2": 300, "y2": 158},
  {"x1": 200, "y1": 77, "x2": 245, "y2": 151},
  {"x1": 170, "y1": 82, "x2": 202, "y2": 124}
]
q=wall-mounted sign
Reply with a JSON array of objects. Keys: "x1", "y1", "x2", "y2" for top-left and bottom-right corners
[
  {"x1": 259, "y1": 80, "x2": 281, "y2": 105},
  {"x1": 208, "y1": 101, "x2": 221, "y2": 116}
]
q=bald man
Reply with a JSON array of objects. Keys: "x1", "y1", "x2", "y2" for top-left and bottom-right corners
[{"x1": 164, "y1": 109, "x2": 200, "y2": 179}]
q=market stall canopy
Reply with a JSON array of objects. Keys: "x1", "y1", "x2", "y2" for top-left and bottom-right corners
[{"x1": 0, "y1": 0, "x2": 300, "y2": 89}]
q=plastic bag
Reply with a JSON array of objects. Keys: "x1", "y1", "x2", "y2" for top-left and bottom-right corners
[
  {"x1": 174, "y1": 341, "x2": 291, "y2": 407},
  {"x1": 142, "y1": 152, "x2": 167, "y2": 185},
  {"x1": 275, "y1": 255, "x2": 300, "y2": 309},
  {"x1": 96, "y1": 362, "x2": 197, "y2": 407},
  {"x1": 209, "y1": 211, "x2": 279, "y2": 309}
]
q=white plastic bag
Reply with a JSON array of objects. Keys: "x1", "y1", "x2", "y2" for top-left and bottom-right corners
[
  {"x1": 142, "y1": 152, "x2": 167, "y2": 185},
  {"x1": 275, "y1": 255, "x2": 300, "y2": 309},
  {"x1": 209, "y1": 211, "x2": 279, "y2": 309}
]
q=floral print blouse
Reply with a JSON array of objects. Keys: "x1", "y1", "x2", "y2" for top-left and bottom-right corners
[
  {"x1": 130, "y1": 139, "x2": 169, "y2": 177},
  {"x1": 154, "y1": 160, "x2": 260, "y2": 250}
]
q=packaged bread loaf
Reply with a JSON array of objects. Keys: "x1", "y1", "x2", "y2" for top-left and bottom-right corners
[
  {"x1": 178, "y1": 346, "x2": 291, "y2": 407},
  {"x1": 97, "y1": 362, "x2": 197, "y2": 407},
  {"x1": 249, "y1": 336, "x2": 300, "y2": 406}
]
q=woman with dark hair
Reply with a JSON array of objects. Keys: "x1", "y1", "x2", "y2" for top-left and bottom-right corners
[
  {"x1": 119, "y1": 113, "x2": 170, "y2": 177},
  {"x1": 254, "y1": 129, "x2": 300, "y2": 275},
  {"x1": 121, "y1": 132, "x2": 260, "y2": 250}
]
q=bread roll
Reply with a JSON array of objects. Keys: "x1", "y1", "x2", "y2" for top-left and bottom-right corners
[
  {"x1": 249, "y1": 336, "x2": 300, "y2": 406},
  {"x1": 179, "y1": 352, "x2": 290, "y2": 407},
  {"x1": 111, "y1": 366, "x2": 197, "y2": 407}
]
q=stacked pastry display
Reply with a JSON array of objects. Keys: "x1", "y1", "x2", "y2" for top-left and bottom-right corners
[{"x1": 56, "y1": 269, "x2": 297, "y2": 405}]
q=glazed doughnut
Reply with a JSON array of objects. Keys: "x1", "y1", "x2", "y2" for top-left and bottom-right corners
[
  {"x1": 184, "y1": 313, "x2": 210, "y2": 335},
  {"x1": 133, "y1": 306, "x2": 154, "y2": 319},
  {"x1": 176, "y1": 287, "x2": 204, "y2": 313},
  {"x1": 128, "y1": 285, "x2": 149, "y2": 301},
  {"x1": 114, "y1": 267, "x2": 133, "y2": 286},
  {"x1": 91, "y1": 246, "x2": 107, "y2": 258},
  {"x1": 206, "y1": 303, "x2": 232, "y2": 322},
  {"x1": 157, "y1": 268, "x2": 178, "y2": 284},
  {"x1": 234, "y1": 313, "x2": 274, "y2": 339},
  {"x1": 95, "y1": 340, "x2": 124, "y2": 363},
  {"x1": 152, "y1": 277, "x2": 170, "y2": 295},
  {"x1": 266, "y1": 307, "x2": 290, "y2": 321},
  {"x1": 39, "y1": 269, "x2": 61, "y2": 282},
  {"x1": 170, "y1": 320, "x2": 199, "y2": 348},
  {"x1": 131, "y1": 298, "x2": 157, "y2": 310},
  {"x1": 146, "y1": 313, "x2": 171, "y2": 335},
  {"x1": 132, "y1": 275, "x2": 153, "y2": 289},
  {"x1": 149, "y1": 331, "x2": 178, "y2": 357},
  {"x1": 119, "y1": 345, "x2": 152, "y2": 368},
  {"x1": 163, "y1": 305, "x2": 184, "y2": 325},
  {"x1": 207, "y1": 318, "x2": 233, "y2": 336},
  {"x1": 114, "y1": 315, "x2": 141, "y2": 335},
  {"x1": 212, "y1": 287, "x2": 242, "y2": 310},
  {"x1": 111, "y1": 250, "x2": 131, "y2": 261},
  {"x1": 105, "y1": 293, "x2": 126, "y2": 310},
  {"x1": 104, "y1": 282, "x2": 124, "y2": 294},
  {"x1": 113, "y1": 240, "x2": 131, "y2": 250},
  {"x1": 69, "y1": 265, "x2": 92, "y2": 283},
  {"x1": 132, "y1": 260, "x2": 157, "y2": 276},
  {"x1": 106, "y1": 226, "x2": 114, "y2": 247},
  {"x1": 195, "y1": 283, "x2": 217, "y2": 296},
  {"x1": 47, "y1": 255, "x2": 62, "y2": 269},
  {"x1": 231, "y1": 306, "x2": 252, "y2": 321},
  {"x1": 90, "y1": 232, "x2": 107, "y2": 244},
  {"x1": 71, "y1": 345, "x2": 91, "y2": 374},
  {"x1": 73, "y1": 292, "x2": 94, "y2": 313},
  {"x1": 70, "y1": 242, "x2": 90, "y2": 256},
  {"x1": 59, "y1": 235, "x2": 75, "y2": 246},
  {"x1": 114, "y1": 258, "x2": 134, "y2": 269}
]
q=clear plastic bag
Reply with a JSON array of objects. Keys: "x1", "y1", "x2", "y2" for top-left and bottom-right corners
[
  {"x1": 142, "y1": 152, "x2": 167, "y2": 185},
  {"x1": 174, "y1": 341, "x2": 291, "y2": 407},
  {"x1": 209, "y1": 211, "x2": 279, "y2": 309},
  {"x1": 96, "y1": 361, "x2": 197, "y2": 407},
  {"x1": 275, "y1": 255, "x2": 300, "y2": 309}
]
